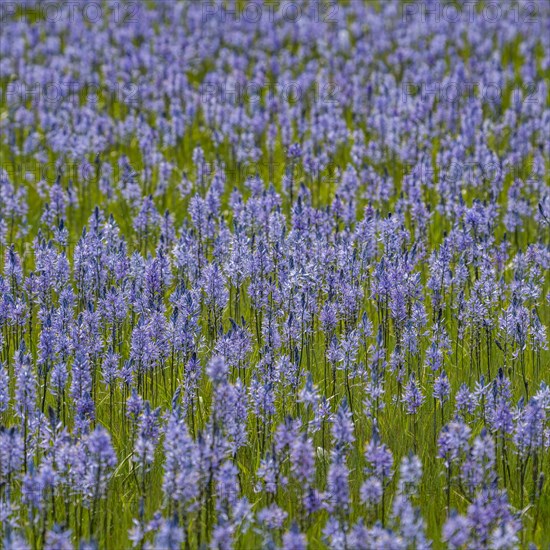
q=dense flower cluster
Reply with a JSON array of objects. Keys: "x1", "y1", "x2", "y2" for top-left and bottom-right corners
[{"x1": 1, "y1": 1, "x2": 549, "y2": 548}]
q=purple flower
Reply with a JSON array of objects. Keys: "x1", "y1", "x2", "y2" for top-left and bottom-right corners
[
  {"x1": 331, "y1": 400, "x2": 355, "y2": 449},
  {"x1": 81, "y1": 427, "x2": 117, "y2": 503},
  {"x1": 133, "y1": 402, "x2": 161, "y2": 469},
  {"x1": 45, "y1": 526, "x2": 73, "y2": 550},
  {"x1": 283, "y1": 524, "x2": 307, "y2": 550},
  {"x1": 360, "y1": 477, "x2": 382, "y2": 507},
  {"x1": 402, "y1": 373, "x2": 425, "y2": 415},
  {"x1": 290, "y1": 434, "x2": 315, "y2": 485},
  {"x1": 327, "y1": 449, "x2": 350, "y2": 513},
  {"x1": 0, "y1": 427, "x2": 24, "y2": 478},
  {"x1": 257, "y1": 504, "x2": 287, "y2": 530},
  {"x1": 364, "y1": 426, "x2": 394, "y2": 494},
  {"x1": 438, "y1": 421, "x2": 471, "y2": 467},
  {"x1": 153, "y1": 519, "x2": 185, "y2": 550},
  {"x1": 433, "y1": 370, "x2": 451, "y2": 405},
  {"x1": 206, "y1": 355, "x2": 227, "y2": 385},
  {"x1": 0, "y1": 361, "x2": 9, "y2": 413},
  {"x1": 15, "y1": 346, "x2": 36, "y2": 421},
  {"x1": 398, "y1": 453, "x2": 423, "y2": 495},
  {"x1": 443, "y1": 512, "x2": 470, "y2": 548}
]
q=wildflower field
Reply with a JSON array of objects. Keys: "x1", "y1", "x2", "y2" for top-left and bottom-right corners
[{"x1": 1, "y1": 1, "x2": 549, "y2": 548}]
